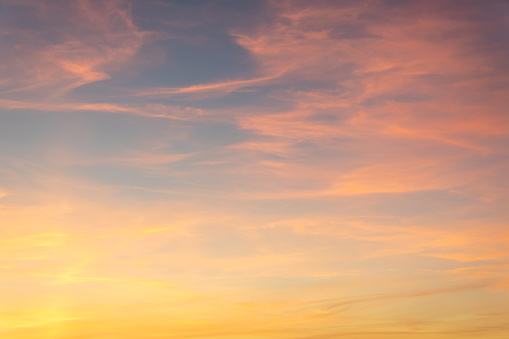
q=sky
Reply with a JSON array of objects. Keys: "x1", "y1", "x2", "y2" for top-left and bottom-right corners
[{"x1": 0, "y1": 0, "x2": 508, "y2": 338}]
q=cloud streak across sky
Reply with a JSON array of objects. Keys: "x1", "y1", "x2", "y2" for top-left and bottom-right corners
[{"x1": 1, "y1": 0, "x2": 508, "y2": 338}]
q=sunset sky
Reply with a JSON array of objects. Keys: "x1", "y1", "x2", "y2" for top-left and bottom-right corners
[{"x1": 1, "y1": 0, "x2": 509, "y2": 338}]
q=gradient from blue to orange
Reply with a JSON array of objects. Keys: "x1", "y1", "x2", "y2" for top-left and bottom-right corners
[{"x1": 1, "y1": 0, "x2": 508, "y2": 338}]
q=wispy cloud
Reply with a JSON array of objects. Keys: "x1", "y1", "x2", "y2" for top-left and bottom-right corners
[
  {"x1": 0, "y1": 0, "x2": 145, "y2": 99},
  {"x1": 135, "y1": 74, "x2": 283, "y2": 98},
  {"x1": 1, "y1": 0, "x2": 509, "y2": 338}
]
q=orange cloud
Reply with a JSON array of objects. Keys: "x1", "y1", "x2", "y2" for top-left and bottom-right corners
[
  {"x1": 135, "y1": 74, "x2": 283, "y2": 98},
  {"x1": 1, "y1": 1, "x2": 508, "y2": 338},
  {"x1": 1, "y1": 0, "x2": 145, "y2": 99}
]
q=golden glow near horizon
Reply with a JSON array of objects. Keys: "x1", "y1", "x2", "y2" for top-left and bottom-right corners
[{"x1": 1, "y1": 0, "x2": 508, "y2": 338}]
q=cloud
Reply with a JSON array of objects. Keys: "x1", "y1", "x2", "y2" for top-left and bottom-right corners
[
  {"x1": 135, "y1": 73, "x2": 283, "y2": 98},
  {"x1": 0, "y1": 0, "x2": 145, "y2": 99},
  {"x1": 1, "y1": 1, "x2": 509, "y2": 338}
]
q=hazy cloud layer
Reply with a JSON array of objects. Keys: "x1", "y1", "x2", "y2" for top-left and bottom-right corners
[{"x1": 1, "y1": 0, "x2": 508, "y2": 338}]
